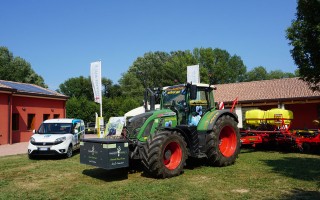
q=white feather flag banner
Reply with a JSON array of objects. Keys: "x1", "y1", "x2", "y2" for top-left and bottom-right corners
[{"x1": 90, "y1": 61, "x2": 102, "y2": 104}]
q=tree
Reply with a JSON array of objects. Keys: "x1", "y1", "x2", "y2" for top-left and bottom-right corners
[
  {"x1": 120, "y1": 48, "x2": 248, "y2": 100},
  {"x1": 66, "y1": 97, "x2": 99, "y2": 123},
  {"x1": 103, "y1": 96, "x2": 140, "y2": 121},
  {"x1": 58, "y1": 76, "x2": 93, "y2": 99},
  {"x1": 60, "y1": 75, "x2": 139, "y2": 123},
  {"x1": 194, "y1": 48, "x2": 247, "y2": 84},
  {"x1": 164, "y1": 50, "x2": 198, "y2": 85},
  {"x1": 245, "y1": 66, "x2": 268, "y2": 81},
  {"x1": 286, "y1": 0, "x2": 320, "y2": 91},
  {"x1": 0, "y1": 46, "x2": 47, "y2": 87},
  {"x1": 119, "y1": 51, "x2": 171, "y2": 100},
  {"x1": 102, "y1": 78, "x2": 122, "y2": 98},
  {"x1": 267, "y1": 70, "x2": 296, "y2": 80}
]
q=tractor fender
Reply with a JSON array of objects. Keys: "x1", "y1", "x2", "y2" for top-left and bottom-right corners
[
  {"x1": 162, "y1": 127, "x2": 192, "y2": 145},
  {"x1": 197, "y1": 109, "x2": 238, "y2": 132}
]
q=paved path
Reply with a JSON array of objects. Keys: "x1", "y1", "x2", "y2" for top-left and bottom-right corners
[{"x1": 0, "y1": 134, "x2": 98, "y2": 157}]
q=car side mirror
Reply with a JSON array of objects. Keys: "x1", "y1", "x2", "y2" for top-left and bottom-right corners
[
  {"x1": 33, "y1": 129, "x2": 36, "y2": 134},
  {"x1": 190, "y1": 85, "x2": 197, "y2": 100}
]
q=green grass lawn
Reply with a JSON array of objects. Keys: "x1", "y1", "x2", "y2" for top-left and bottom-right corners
[{"x1": 0, "y1": 149, "x2": 319, "y2": 200}]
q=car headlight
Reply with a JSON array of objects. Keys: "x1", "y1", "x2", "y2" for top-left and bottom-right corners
[
  {"x1": 30, "y1": 137, "x2": 35, "y2": 143},
  {"x1": 55, "y1": 137, "x2": 66, "y2": 143}
]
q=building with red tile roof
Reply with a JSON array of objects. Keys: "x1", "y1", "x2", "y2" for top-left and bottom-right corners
[{"x1": 214, "y1": 77, "x2": 320, "y2": 129}]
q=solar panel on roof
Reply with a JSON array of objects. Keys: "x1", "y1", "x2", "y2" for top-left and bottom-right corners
[{"x1": 0, "y1": 81, "x2": 56, "y2": 96}]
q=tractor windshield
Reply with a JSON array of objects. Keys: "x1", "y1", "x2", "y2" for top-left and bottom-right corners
[{"x1": 162, "y1": 86, "x2": 186, "y2": 109}]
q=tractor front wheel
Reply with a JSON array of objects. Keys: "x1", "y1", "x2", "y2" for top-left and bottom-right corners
[
  {"x1": 206, "y1": 115, "x2": 240, "y2": 166},
  {"x1": 141, "y1": 130, "x2": 187, "y2": 178}
]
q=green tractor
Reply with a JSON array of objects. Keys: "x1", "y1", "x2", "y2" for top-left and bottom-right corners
[{"x1": 80, "y1": 83, "x2": 240, "y2": 178}]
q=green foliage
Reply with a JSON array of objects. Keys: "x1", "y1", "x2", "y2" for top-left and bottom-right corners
[
  {"x1": 103, "y1": 96, "x2": 140, "y2": 121},
  {"x1": 102, "y1": 78, "x2": 122, "y2": 98},
  {"x1": 60, "y1": 76, "x2": 140, "y2": 123},
  {"x1": 286, "y1": 0, "x2": 320, "y2": 91},
  {"x1": 0, "y1": 46, "x2": 47, "y2": 87},
  {"x1": 267, "y1": 70, "x2": 296, "y2": 79},
  {"x1": 119, "y1": 70, "x2": 145, "y2": 100},
  {"x1": 58, "y1": 76, "x2": 93, "y2": 100},
  {"x1": 66, "y1": 97, "x2": 99, "y2": 122},
  {"x1": 120, "y1": 48, "x2": 248, "y2": 100},
  {"x1": 195, "y1": 48, "x2": 247, "y2": 84},
  {"x1": 164, "y1": 50, "x2": 198, "y2": 85},
  {"x1": 245, "y1": 66, "x2": 297, "y2": 81}
]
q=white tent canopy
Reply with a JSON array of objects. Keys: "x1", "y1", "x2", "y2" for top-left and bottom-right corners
[{"x1": 124, "y1": 104, "x2": 160, "y2": 118}]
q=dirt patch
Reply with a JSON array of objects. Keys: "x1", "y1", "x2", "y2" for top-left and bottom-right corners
[{"x1": 232, "y1": 189, "x2": 249, "y2": 193}]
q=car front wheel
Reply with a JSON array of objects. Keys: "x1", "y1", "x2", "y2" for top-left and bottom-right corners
[{"x1": 66, "y1": 145, "x2": 73, "y2": 158}]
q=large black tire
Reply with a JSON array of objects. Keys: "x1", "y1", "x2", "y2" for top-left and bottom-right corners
[
  {"x1": 141, "y1": 130, "x2": 188, "y2": 178},
  {"x1": 206, "y1": 115, "x2": 240, "y2": 166}
]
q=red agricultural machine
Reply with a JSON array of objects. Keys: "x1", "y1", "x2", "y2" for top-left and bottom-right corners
[{"x1": 240, "y1": 108, "x2": 320, "y2": 153}]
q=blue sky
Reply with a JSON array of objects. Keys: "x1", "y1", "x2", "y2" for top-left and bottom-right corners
[{"x1": 0, "y1": 0, "x2": 297, "y2": 90}]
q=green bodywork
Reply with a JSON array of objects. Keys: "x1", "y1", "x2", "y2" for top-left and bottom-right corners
[{"x1": 130, "y1": 109, "x2": 178, "y2": 142}]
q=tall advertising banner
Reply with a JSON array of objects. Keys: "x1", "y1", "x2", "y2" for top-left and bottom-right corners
[
  {"x1": 187, "y1": 65, "x2": 200, "y2": 84},
  {"x1": 90, "y1": 61, "x2": 102, "y2": 104},
  {"x1": 90, "y1": 61, "x2": 104, "y2": 137}
]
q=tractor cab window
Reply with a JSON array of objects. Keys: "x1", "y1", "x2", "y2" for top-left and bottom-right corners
[
  {"x1": 162, "y1": 86, "x2": 187, "y2": 124},
  {"x1": 162, "y1": 86, "x2": 186, "y2": 109},
  {"x1": 188, "y1": 89, "x2": 210, "y2": 126},
  {"x1": 189, "y1": 89, "x2": 209, "y2": 115}
]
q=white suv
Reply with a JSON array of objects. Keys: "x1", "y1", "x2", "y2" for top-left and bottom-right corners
[{"x1": 28, "y1": 118, "x2": 85, "y2": 159}]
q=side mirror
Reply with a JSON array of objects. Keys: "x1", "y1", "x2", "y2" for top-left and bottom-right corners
[
  {"x1": 190, "y1": 85, "x2": 197, "y2": 100},
  {"x1": 33, "y1": 129, "x2": 36, "y2": 134}
]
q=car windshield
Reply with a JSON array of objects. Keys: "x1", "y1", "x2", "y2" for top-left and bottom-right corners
[
  {"x1": 38, "y1": 123, "x2": 73, "y2": 134},
  {"x1": 162, "y1": 86, "x2": 186, "y2": 109},
  {"x1": 87, "y1": 122, "x2": 95, "y2": 127}
]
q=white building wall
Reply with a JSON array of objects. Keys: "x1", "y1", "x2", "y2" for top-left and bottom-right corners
[{"x1": 235, "y1": 106, "x2": 243, "y2": 128}]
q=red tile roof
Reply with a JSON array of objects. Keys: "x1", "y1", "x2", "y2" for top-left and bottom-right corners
[{"x1": 214, "y1": 77, "x2": 320, "y2": 103}]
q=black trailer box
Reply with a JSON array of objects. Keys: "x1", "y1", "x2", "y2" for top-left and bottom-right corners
[{"x1": 80, "y1": 138, "x2": 129, "y2": 170}]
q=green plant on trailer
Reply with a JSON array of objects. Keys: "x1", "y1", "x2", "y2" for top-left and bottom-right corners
[{"x1": 126, "y1": 83, "x2": 241, "y2": 178}]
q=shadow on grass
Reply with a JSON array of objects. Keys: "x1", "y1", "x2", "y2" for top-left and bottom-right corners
[
  {"x1": 185, "y1": 157, "x2": 208, "y2": 169},
  {"x1": 29, "y1": 155, "x2": 66, "y2": 160},
  {"x1": 262, "y1": 157, "x2": 320, "y2": 188},
  {"x1": 241, "y1": 142, "x2": 320, "y2": 155},
  {"x1": 82, "y1": 168, "x2": 129, "y2": 182},
  {"x1": 28, "y1": 150, "x2": 80, "y2": 160},
  {"x1": 277, "y1": 188, "x2": 320, "y2": 200},
  {"x1": 81, "y1": 159, "x2": 147, "y2": 181},
  {"x1": 241, "y1": 143, "x2": 296, "y2": 154}
]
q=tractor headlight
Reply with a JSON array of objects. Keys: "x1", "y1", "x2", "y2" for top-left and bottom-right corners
[{"x1": 55, "y1": 137, "x2": 66, "y2": 144}]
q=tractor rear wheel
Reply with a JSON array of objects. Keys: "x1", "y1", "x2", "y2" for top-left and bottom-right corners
[
  {"x1": 141, "y1": 130, "x2": 187, "y2": 178},
  {"x1": 206, "y1": 115, "x2": 240, "y2": 166}
]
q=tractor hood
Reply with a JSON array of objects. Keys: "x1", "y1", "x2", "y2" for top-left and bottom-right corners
[{"x1": 126, "y1": 109, "x2": 176, "y2": 141}]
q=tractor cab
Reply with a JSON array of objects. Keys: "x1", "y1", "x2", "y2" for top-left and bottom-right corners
[{"x1": 161, "y1": 83, "x2": 216, "y2": 126}]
